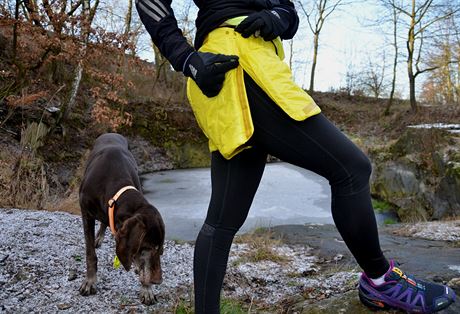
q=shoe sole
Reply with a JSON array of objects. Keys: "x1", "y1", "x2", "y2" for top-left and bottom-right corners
[{"x1": 359, "y1": 290, "x2": 395, "y2": 311}]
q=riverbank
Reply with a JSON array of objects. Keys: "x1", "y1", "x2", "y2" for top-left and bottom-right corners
[{"x1": 1, "y1": 208, "x2": 458, "y2": 313}]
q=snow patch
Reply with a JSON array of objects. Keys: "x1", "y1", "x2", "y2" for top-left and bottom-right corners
[{"x1": 448, "y1": 265, "x2": 460, "y2": 274}]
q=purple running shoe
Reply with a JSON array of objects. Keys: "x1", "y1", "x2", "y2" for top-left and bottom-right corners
[{"x1": 358, "y1": 261, "x2": 456, "y2": 313}]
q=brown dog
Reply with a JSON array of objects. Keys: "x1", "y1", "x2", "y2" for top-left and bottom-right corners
[{"x1": 79, "y1": 133, "x2": 165, "y2": 305}]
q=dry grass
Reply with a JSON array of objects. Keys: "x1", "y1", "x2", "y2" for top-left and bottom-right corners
[
  {"x1": 46, "y1": 189, "x2": 80, "y2": 215},
  {"x1": 6, "y1": 150, "x2": 49, "y2": 209},
  {"x1": 0, "y1": 141, "x2": 17, "y2": 208},
  {"x1": 45, "y1": 149, "x2": 89, "y2": 215},
  {"x1": 0, "y1": 129, "x2": 87, "y2": 213},
  {"x1": 240, "y1": 245, "x2": 289, "y2": 264},
  {"x1": 234, "y1": 228, "x2": 289, "y2": 264}
]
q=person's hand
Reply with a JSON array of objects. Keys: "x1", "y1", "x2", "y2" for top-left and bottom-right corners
[
  {"x1": 235, "y1": 9, "x2": 290, "y2": 41},
  {"x1": 183, "y1": 51, "x2": 239, "y2": 97}
]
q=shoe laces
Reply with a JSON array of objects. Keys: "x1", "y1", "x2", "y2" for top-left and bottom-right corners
[{"x1": 387, "y1": 265, "x2": 426, "y2": 291}]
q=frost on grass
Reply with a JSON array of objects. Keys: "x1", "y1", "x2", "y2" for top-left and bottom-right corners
[
  {"x1": 224, "y1": 244, "x2": 360, "y2": 305},
  {"x1": 0, "y1": 209, "x2": 359, "y2": 313},
  {"x1": 392, "y1": 221, "x2": 460, "y2": 242},
  {"x1": 0, "y1": 209, "x2": 194, "y2": 313}
]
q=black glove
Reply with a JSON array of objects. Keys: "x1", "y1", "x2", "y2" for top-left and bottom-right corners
[
  {"x1": 183, "y1": 51, "x2": 239, "y2": 97},
  {"x1": 235, "y1": 9, "x2": 290, "y2": 41}
]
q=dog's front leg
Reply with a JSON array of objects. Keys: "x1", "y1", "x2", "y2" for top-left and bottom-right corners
[
  {"x1": 79, "y1": 212, "x2": 98, "y2": 296},
  {"x1": 140, "y1": 285, "x2": 157, "y2": 305},
  {"x1": 94, "y1": 223, "x2": 107, "y2": 248}
]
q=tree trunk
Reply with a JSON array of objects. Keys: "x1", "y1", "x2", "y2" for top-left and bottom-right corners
[
  {"x1": 309, "y1": 32, "x2": 319, "y2": 93},
  {"x1": 443, "y1": 45, "x2": 454, "y2": 104},
  {"x1": 407, "y1": 0, "x2": 418, "y2": 112},
  {"x1": 125, "y1": 0, "x2": 134, "y2": 55},
  {"x1": 125, "y1": 0, "x2": 133, "y2": 36},
  {"x1": 385, "y1": 61, "x2": 397, "y2": 115},
  {"x1": 12, "y1": 0, "x2": 20, "y2": 60},
  {"x1": 456, "y1": 63, "x2": 460, "y2": 105},
  {"x1": 65, "y1": 61, "x2": 83, "y2": 118},
  {"x1": 409, "y1": 74, "x2": 417, "y2": 111},
  {"x1": 61, "y1": 0, "x2": 97, "y2": 121},
  {"x1": 153, "y1": 44, "x2": 169, "y2": 84},
  {"x1": 444, "y1": 65, "x2": 454, "y2": 104},
  {"x1": 385, "y1": 5, "x2": 399, "y2": 115}
]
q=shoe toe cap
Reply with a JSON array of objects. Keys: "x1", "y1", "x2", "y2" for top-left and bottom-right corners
[{"x1": 433, "y1": 287, "x2": 456, "y2": 311}]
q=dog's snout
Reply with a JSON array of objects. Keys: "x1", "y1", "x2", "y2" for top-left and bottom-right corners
[{"x1": 139, "y1": 265, "x2": 162, "y2": 286}]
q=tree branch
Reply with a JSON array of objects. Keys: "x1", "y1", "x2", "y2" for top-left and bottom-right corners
[
  {"x1": 415, "y1": 9, "x2": 460, "y2": 36},
  {"x1": 415, "y1": 65, "x2": 439, "y2": 77},
  {"x1": 67, "y1": 0, "x2": 83, "y2": 16},
  {"x1": 384, "y1": 0, "x2": 411, "y2": 17},
  {"x1": 23, "y1": 0, "x2": 43, "y2": 28}
]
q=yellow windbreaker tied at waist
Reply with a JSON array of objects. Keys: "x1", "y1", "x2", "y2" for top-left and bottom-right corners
[{"x1": 187, "y1": 17, "x2": 321, "y2": 159}]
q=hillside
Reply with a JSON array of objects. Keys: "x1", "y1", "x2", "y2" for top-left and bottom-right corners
[{"x1": 1, "y1": 22, "x2": 459, "y2": 218}]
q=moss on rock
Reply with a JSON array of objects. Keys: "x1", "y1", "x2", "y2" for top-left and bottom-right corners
[
  {"x1": 124, "y1": 101, "x2": 210, "y2": 169},
  {"x1": 370, "y1": 127, "x2": 460, "y2": 220}
]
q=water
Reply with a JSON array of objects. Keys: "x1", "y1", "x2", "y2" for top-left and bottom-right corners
[{"x1": 142, "y1": 163, "x2": 333, "y2": 241}]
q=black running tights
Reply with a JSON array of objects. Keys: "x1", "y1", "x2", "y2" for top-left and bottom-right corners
[{"x1": 193, "y1": 73, "x2": 390, "y2": 313}]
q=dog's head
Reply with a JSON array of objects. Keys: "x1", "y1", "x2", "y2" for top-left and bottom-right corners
[{"x1": 115, "y1": 210, "x2": 165, "y2": 285}]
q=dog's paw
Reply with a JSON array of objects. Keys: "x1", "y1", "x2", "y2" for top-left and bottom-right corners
[
  {"x1": 140, "y1": 285, "x2": 158, "y2": 305},
  {"x1": 79, "y1": 279, "x2": 97, "y2": 296}
]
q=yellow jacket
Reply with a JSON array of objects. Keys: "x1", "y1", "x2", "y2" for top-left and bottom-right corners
[{"x1": 187, "y1": 25, "x2": 321, "y2": 159}]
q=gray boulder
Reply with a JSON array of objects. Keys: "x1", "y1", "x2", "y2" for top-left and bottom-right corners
[{"x1": 370, "y1": 126, "x2": 460, "y2": 220}]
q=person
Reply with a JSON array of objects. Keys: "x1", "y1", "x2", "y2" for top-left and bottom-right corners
[{"x1": 135, "y1": 1, "x2": 456, "y2": 313}]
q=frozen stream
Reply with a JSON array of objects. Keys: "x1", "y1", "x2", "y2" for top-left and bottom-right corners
[{"x1": 142, "y1": 162, "x2": 333, "y2": 241}]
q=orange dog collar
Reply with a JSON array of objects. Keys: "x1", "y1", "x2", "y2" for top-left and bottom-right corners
[{"x1": 108, "y1": 186, "x2": 138, "y2": 235}]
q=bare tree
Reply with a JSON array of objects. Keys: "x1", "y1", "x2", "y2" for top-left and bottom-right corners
[
  {"x1": 359, "y1": 55, "x2": 388, "y2": 98},
  {"x1": 12, "y1": 0, "x2": 20, "y2": 60},
  {"x1": 297, "y1": 0, "x2": 349, "y2": 93},
  {"x1": 61, "y1": 0, "x2": 100, "y2": 121},
  {"x1": 342, "y1": 61, "x2": 359, "y2": 96},
  {"x1": 422, "y1": 14, "x2": 460, "y2": 105},
  {"x1": 376, "y1": 0, "x2": 402, "y2": 114},
  {"x1": 384, "y1": 0, "x2": 460, "y2": 112},
  {"x1": 124, "y1": 0, "x2": 133, "y2": 36},
  {"x1": 288, "y1": 39, "x2": 294, "y2": 70}
]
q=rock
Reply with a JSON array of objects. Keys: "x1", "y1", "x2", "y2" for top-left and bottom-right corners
[
  {"x1": 291, "y1": 290, "x2": 395, "y2": 314},
  {"x1": 448, "y1": 277, "x2": 460, "y2": 291},
  {"x1": 56, "y1": 303, "x2": 72, "y2": 310},
  {"x1": 371, "y1": 127, "x2": 460, "y2": 220},
  {"x1": 126, "y1": 103, "x2": 209, "y2": 170},
  {"x1": 333, "y1": 254, "x2": 344, "y2": 262},
  {"x1": 127, "y1": 136, "x2": 175, "y2": 174},
  {"x1": 67, "y1": 269, "x2": 77, "y2": 281}
]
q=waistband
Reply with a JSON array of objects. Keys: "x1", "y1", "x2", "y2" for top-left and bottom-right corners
[
  {"x1": 214, "y1": 16, "x2": 284, "y2": 61},
  {"x1": 220, "y1": 16, "x2": 248, "y2": 27}
]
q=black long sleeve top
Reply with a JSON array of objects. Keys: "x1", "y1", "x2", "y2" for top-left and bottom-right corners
[{"x1": 135, "y1": 0, "x2": 299, "y2": 72}]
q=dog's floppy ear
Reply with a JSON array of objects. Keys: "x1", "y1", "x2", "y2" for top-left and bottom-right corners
[{"x1": 115, "y1": 215, "x2": 146, "y2": 271}]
